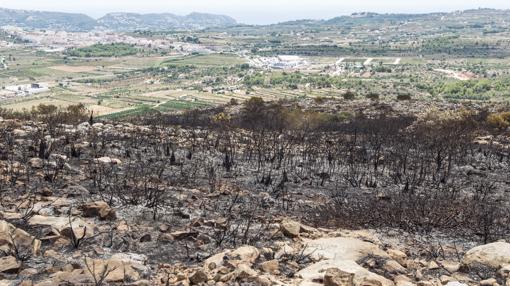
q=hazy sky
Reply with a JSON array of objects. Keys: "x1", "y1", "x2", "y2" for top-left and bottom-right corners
[{"x1": 0, "y1": 0, "x2": 509, "y2": 24}]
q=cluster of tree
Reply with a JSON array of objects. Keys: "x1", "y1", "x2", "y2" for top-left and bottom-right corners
[
  {"x1": 434, "y1": 78, "x2": 510, "y2": 99},
  {"x1": 244, "y1": 72, "x2": 345, "y2": 89},
  {"x1": 66, "y1": 43, "x2": 138, "y2": 57},
  {"x1": 421, "y1": 36, "x2": 510, "y2": 58},
  {"x1": 144, "y1": 64, "x2": 248, "y2": 85},
  {"x1": 0, "y1": 104, "x2": 89, "y2": 127},
  {"x1": 253, "y1": 36, "x2": 510, "y2": 58}
]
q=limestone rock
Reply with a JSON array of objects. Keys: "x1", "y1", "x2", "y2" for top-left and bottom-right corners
[
  {"x1": 440, "y1": 261, "x2": 460, "y2": 273},
  {"x1": 480, "y1": 278, "x2": 498, "y2": 286},
  {"x1": 297, "y1": 236, "x2": 392, "y2": 285},
  {"x1": 324, "y1": 268, "x2": 355, "y2": 286},
  {"x1": 84, "y1": 257, "x2": 141, "y2": 282},
  {"x1": 462, "y1": 242, "x2": 510, "y2": 269},
  {"x1": 383, "y1": 260, "x2": 406, "y2": 274},
  {"x1": 128, "y1": 280, "x2": 151, "y2": 286},
  {"x1": 230, "y1": 245, "x2": 259, "y2": 265},
  {"x1": 110, "y1": 253, "x2": 148, "y2": 266},
  {"x1": 0, "y1": 256, "x2": 21, "y2": 273},
  {"x1": 80, "y1": 201, "x2": 116, "y2": 220},
  {"x1": 275, "y1": 243, "x2": 296, "y2": 259},
  {"x1": 394, "y1": 275, "x2": 415, "y2": 286},
  {"x1": 387, "y1": 249, "x2": 407, "y2": 267},
  {"x1": 235, "y1": 263, "x2": 258, "y2": 280},
  {"x1": 28, "y1": 215, "x2": 94, "y2": 238},
  {"x1": 170, "y1": 230, "x2": 199, "y2": 240},
  {"x1": 298, "y1": 259, "x2": 393, "y2": 286},
  {"x1": 189, "y1": 269, "x2": 208, "y2": 284},
  {"x1": 427, "y1": 261, "x2": 440, "y2": 270},
  {"x1": 95, "y1": 157, "x2": 122, "y2": 165},
  {"x1": 0, "y1": 220, "x2": 41, "y2": 256},
  {"x1": 499, "y1": 264, "x2": 510, "y2": 278},
  {"x1": 49, "y1": 270, "x2": 85, "y2": 283},
  {"x1": 281, "y1": 218, "x2": 301, "y2": 238},
  {"x1": 204, "y1": 250, "x2": 229, "y2": 270},
  {"x1": 158, "y1": 224, "x2": 170, "y2": 233},
  {"x1": 445, "y1": 282, "x2": 468, "y2": 286},
  {"x1": 260, "y1": 260, "x2": 279, "y2": 274},
  {"x1": 303, "y1": 237, "x2": 389, "y2": 261}
]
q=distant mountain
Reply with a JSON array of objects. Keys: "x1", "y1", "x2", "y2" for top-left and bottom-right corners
[
  {"x1": 0, "y1": 7, "x2": 237, "y2": 32},
  {"x1": 97, "y1": 12, "x2": 237, "y2": 31},
  {"x1": 324, "y1": 12, "x2": 444, "y2": 26},
  {"x1": 0, "y1": 8, "x2": 96, "y2": 31},
  {"x1": 273, "y1": 8, "x2": 510, "y2": 28}
]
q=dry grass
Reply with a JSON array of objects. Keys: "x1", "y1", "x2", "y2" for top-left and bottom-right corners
[{"x1": 49, "y1": 65, "x2": 99, "y2": 73}]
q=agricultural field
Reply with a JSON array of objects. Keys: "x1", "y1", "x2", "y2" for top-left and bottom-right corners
[{"x1": 3, "y1": 9, "x2": 510, "y2": 119}]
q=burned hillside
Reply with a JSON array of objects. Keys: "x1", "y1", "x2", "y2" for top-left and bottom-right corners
[{"x1": 0, "y1": 98, "x2": 510, "y2": 285}]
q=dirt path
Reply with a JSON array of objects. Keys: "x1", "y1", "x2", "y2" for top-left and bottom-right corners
[
  {"x1": 363, "y1": 58, "x2": 374, "y2": 66},
  {"x1": 434, "y1": 69, "x2": 476, "y2": 81}
]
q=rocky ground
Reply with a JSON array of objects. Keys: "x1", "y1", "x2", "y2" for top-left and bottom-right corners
[
  {"x1": 2, "y1": 202, "x2": 510, "y2": 286},
  {"x1": 0, "y1": 111, "x2": 509, "y2": 286}
]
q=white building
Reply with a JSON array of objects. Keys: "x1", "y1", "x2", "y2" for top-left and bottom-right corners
[
  {"x1": 250, "y1": 55, "x2": 308, "y2": 70},
  {"x1": 5, "y1": 82, "x2": 49, "y2": 96}
]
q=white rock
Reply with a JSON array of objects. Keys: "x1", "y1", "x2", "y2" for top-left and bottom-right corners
[
  {"x1": 298, "y1": 237, "x2": 393, "y2": 286},
  {"x1": 12, "y1": 129, "x2": 27, "y2": 137},
  {"x1": 445, "y1": 282, "x2": 468, "y2": 286},
  {"x1": 462, "y1": 242, "x2": 510, "y2": 269},
  {"x1": 303, "y1": 237, "x2": 389, "y2": 261},
  {"x1": 28, "y1": 215, "x2": 94, "y2": 238},
  {"x1": 298, "y1": 259, "x2": 393, "y2": 286}
]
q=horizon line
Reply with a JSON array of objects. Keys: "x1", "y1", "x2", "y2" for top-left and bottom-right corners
[{"x1": 0, "y1": 5, "x2": 508, "y2": 25}]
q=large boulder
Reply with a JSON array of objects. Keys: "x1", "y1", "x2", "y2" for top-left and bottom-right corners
[
  {"x1": 189, "y1": 269, "x2": 208, "y2": 284},
  {"x1": 230, "y1": 245, "x2": 260, "y2": 265},
  {"x1": 203, "y1": 245, "x2": 260, "y2": 271},
  {"x1": 462, "y1": 242, "x2": 510, "y2": 269},
  {"x1": 324, "y1": 268, "x2": 355, "y2": 286},
  {"x1": 234, "y1": 263, "x2": 258, "y2": 280},
  {"x1": 28, "y1": 215, "x2": 94, "y2": 238},
  {"x1": 303, "y1": 237, "x2": 389, "y2": 261},
  {"x1": 0, "y1": 220, "x2": 41, "y2": 256},
  {"x1": 281, "y1": 218, "x2": 301, "y2": 238},
  {"x1": 204, "y1": 250, "x2": 229, "y2": 270},
  {"x1": 95, "y1": 157, "x2": 122, "y2": 165},
  {"x1": 280, "y1": 218, "x2": 317, "y2": 238},
  {"x1": 298, "y1": 259, "x2": 393, "y2": 286},
  {"x1": 83, "y1": 257, "x2": 141, "y2": 282},
  {"x1": 260, "y1": 260, "x2": 279, "y2": 274},
  {"x1": 48, "y1": 256, "x2": 147, "y2": 285},
  {"x1": 80, "y1": 201, "x2": 116, "y2": 220},
  {"x1": 298, "y1": 237, "x2": 393, "y2": 286},
  {"x1": 0, "y1": 256, "x2": 20, "y2": 273},
  {"x1": 45, "y1": 269, "x2": 93, "y2": 285}
]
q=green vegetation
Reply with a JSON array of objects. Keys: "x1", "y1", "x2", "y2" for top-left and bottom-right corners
[
  {"x1": 4, "y1": 8, "x2": 510, "y2": 120},
  {"x1": 66, "y1": 43, "x2": 138, "y2": 57},
  {"x1": 161, "y1": 54, "x2": 246, "y2": 67},
  {"x1": 99, "y1": 105, "x2": 154, "y2": 120},
  {"x1": 434, "y1": 78, "x2": 510, "y2": 99},
  {"x1": 155, "y1": 100, "x2": 210, "y2": 112}
]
